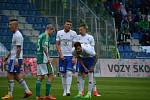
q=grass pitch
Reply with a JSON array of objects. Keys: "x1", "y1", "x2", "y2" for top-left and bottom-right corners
[{"x1": 0, "y1": 77, "x2": 150, "y2": 100}]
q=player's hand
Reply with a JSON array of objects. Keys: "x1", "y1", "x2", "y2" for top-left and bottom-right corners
[
  {"x1": 60, "y1": 54, "x2": 64, "y2": 60},
  {"x1": 14, "y1": 59, "x2": 19, "y2": 66},
  {"x1": 72, "y1": 57, "x2": 77, "y2": 64},
  {"x1": 47, "y1": 57, "x2": 51, "y2": 64},
  {"x1": 3, "y1": 56, "x2": 8, "y2": 62},
  {"x1": 89, "y1": 67, "x2": 94, "y2": 72}
]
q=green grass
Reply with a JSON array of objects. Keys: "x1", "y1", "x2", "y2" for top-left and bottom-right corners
[{"x1": 0, "y1": 77, "x2": 150, "y2": 100}]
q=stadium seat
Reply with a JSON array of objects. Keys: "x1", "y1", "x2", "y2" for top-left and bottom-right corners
[{"x1": 0, "y1": 15, "x2": 9, "y2": 23}]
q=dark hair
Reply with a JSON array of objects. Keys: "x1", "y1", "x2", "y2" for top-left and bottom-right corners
[
  {"x1": 79, "y1": 23, "x2": 88, "y2": 29},
  {"x1": 74, "y1": 42, "x2": 81, "y2": 48},
  {"x1": 9, "y1": 19, "x2": 18, "y2": 22},
  {"x1": 64, "y1": 19, "x2": 72, "y2": 23}
]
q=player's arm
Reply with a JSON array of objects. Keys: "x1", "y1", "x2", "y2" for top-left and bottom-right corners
[
  {"x1": 4, "y1": 52, "x2": 10, "y2": 62},
  {"x1": 93, "y1": 54, "x2": 98, "y2": 66},
  {"x1": 56, "y1": 41, "x2": 64, "y2": 60},
  {"x1": 56, "y1": 32, "x2": 64, "y2": 60},
  {"x1": 72, "y1": 47, "x2": 77, "y2": 64},
  {"x1": 56, "y1": 41, "x2": 62, "y2": 56},
  {"x1": 83, "y1": 45, "x2": 96, "y2": 56},
  {"x1": 16, "y1": 45, "x2": 21, "y2": 59},
  {"x1": 41, "y1": 38, "x2": 50, "y2": 63}
]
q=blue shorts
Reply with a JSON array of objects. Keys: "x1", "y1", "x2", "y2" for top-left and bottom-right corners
[
  {"x1": 76, "y1": 57, "x2": 95, "y2": 73},
  {"x1": 8, "y1": 59, "x2": 23, "y2": 73},
  {"x1": 59, "y1": 56, "x2": 73, "y2": 73}
]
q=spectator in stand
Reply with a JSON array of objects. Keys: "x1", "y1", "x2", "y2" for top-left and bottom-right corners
[
  {"x1": 138, "y1": 16, "x2": 149, "y2": 29},
  {"x1": 112, "y1": 0, "x2": 121, "y2": 12},
  {"x1": 120, "y1": 2, "x2": 127, "y2": 17},
  {"x1": 128, "y1": 15, "x2": 135, "y2": 34},
  {"x1": 113, "y1": 9, "x2": 122, "y2": 32},
  {"x1": 140, "y1": 32, "x2": 150, "y2": 46},
  {"x1": 121, "y1": 15, "x2": 130, "y2": 42}
]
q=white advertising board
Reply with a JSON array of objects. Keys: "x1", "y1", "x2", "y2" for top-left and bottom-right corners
[{"x1": 96, "y1": 59, "x2": 150, "y2": 77}]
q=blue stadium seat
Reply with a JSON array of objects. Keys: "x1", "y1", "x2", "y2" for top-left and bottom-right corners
[
  {"x1": 33, "y1": 24, "x2": 42, "y2": 30},
  {"x1": 0, "y1": 15, "x2": 9, "y2": 23},
  {"x1": 123, "y1": 45, "x2": 132, "y2": 51},
  {"x1": 0, "y1": 23, "x2": 8, "y2": 29},
  {"x1": 136, "y1": 52, "x2": 147, "y2": 58},
  {"x1": 132, "y1": 32, "x2": 142, "y2": 40},
  {"x1": 26, "y1": 17, "x2": 35, "y2": 24},
  {"x1": 118, "y1": 45, "x2": 123, "y2": 51}
]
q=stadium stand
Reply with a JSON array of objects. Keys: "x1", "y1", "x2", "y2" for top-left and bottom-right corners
[
  {"x1": 0, "y1": 0, "x2": 150, "y2": 59},
  {"x1": 0, "y1": 0, "x2": 56, "y2": 57}
]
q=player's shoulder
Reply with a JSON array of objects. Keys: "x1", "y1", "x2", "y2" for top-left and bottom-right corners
[
  {"x1": 38, "y1": 33, "x2": 45, "y2": 38},
  {"x1": 14, "y1": 30, "x2": 23, "y2": 38},
  {"x1": 70, "y1": 30, "x2": 77, "y2": 34},
  {"x1": 86, "y1": 34, "x2": 94, "y2": 38},
  {"x1": 57, "y1": 30, "x2": 64, "y2": 34}
]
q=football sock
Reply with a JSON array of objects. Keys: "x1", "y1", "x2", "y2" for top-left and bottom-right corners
[
  {"x1": 46, "y1": 80, "x2": 51, "y2": 96},
  {"x1": 8, "y1": 80, "x2": 14, "y2": 96},
  {"x1": 36, "y1": 80, "x2": 41, "y2": 96}
]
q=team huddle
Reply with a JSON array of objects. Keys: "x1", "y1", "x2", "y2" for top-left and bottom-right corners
[{"x1": 2, "y1": 19, "x2": 100, "y2": 100}]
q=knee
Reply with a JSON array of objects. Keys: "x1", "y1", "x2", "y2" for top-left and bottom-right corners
[
  {"x1": 66, "y1": 70, "x2": 72, "y2": 77},
  {"x1": 37, "y1": 76, "x2": 44, "y2": 81}
]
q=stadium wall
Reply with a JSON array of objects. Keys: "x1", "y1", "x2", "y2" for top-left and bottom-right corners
[{"x1": 95, "y1": 59, "x2": 150, "y2": 77}]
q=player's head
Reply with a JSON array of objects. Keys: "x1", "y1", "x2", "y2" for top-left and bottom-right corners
[
  {"x1": 79, "y1": 24, "x2": 87, "y2": 36},
  {"x1": 9, "y1": 19, "x2": 19, "y2": 33},
  {"x1": 74, "y1": 42, "x2": 82, "y2": 54},
  {"x1": 64, "y1": 19, "x2": 72, "y2": 32},
  {"x1": 46, "y1": 24, "x2": 55, "y2": 36}
]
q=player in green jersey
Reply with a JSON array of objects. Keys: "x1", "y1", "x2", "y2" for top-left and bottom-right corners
[{"x1": 36, "y1": 24, "x2": 56, "y2": 100}]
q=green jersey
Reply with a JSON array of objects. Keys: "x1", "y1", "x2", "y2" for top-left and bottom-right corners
[{"x1": 37, "y1": 32, "x2": 50, "y2": 64}]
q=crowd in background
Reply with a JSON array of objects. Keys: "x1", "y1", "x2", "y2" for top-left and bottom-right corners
[{"x1": 104, "y1": 0, "x2": 150, "y2": 46}]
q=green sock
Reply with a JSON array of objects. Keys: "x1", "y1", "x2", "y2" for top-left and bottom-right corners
[
  {"x1": 46, "y1": 80, "x2": 51, "y2": 96},
  {"x1": 36, "y1": 80, "x2": 41, "y2": 96}
]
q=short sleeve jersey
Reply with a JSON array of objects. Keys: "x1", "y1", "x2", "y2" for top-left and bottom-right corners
[
  {"x1": 10, "y1": 30, "x2": 23, "y2": 59},
  {"x1": 56, "y1": 30, "x2": 77, "y2": 56}
]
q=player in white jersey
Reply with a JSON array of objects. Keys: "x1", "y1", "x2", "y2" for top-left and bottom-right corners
[
  {"x1": 72, "y1": 42, "x2": 96, "y2": 99},
  {"x1": 56, "y1": 19, "x2": 77, "y2": 96},
  {"x1": 2, "y1": 19, "x2": 32, "y2": 100},
  {"x1": 76, "y1": 24, "x2": 101, "y2": 97}
]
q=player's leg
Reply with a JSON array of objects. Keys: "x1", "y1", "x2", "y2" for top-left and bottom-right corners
[
  {"x1": 59, "y1": 58, "x2": 67, "y2": 96},
  {"x1": 2, "y1": 59, "x2": 16, "y2": 99},
  {"x1": 36, "y1": 75, "x2": 44, "y2": 100},
  {"x1": 82, "y1": 57, "x2": 94, "y2": 99},
  {"x1": 93, "y1": 78, "x2": 101, "y2": 96},
  {"x1": 45, "y1": 63, "x2": 56, "y2": 100},
  {"x1": 66, "y1": 56, "x2": 74, "y2": 96},
  {"x1": 15, "y1": 73, "x2": 32, "y2": 98},
  {"x1": 36, "y1": 63, "x2": 48, "y2": 100},
  {"x1": 2, "y1": 72, "x2": 14, "y2": 100},
  {"x1": 92, "y1": 55, "x2": 101, "y2": 96},
  {"x1": 66, "y1": 70, "x2": 72, "y2": 96},
  {"x1": 74, "y1": 60, "x2": 84, "y2": 98},
  {"x1": 14, "y1": 59, "x2": 32, "y2": 98}
]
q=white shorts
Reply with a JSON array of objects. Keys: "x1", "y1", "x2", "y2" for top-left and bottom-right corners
[{"x1": 37, "y1": 64, "x2": 48, "y2": 75}]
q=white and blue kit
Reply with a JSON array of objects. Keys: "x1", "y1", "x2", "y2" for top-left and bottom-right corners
[
  {"x1": 56, "y1": 29, "x2": 77, "y2": 73},
  {"x1": 72, "y1": 44, "x2": 96, "y2": 73},
  {"x1": 8, "y1": 30, "x2": 23, "y2": 73}
]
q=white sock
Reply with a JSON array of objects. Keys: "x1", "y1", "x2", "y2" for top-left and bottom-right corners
[
  {"x1": 66, "y1": 71, "x2": 72, "y2": 93},
  {"x1": 19, "y1": 79, "x2": 30, "y2": 93},
  {"x1": 61, "y1": 73, "x2": 66, "y2": 94},
  {"x1": 88, "y1": 72, "x2": 93, "y2": 96},
  {"x1": 8, "y1": 80, "x2": 14, "y2": 96},
  {"x1": 77, "y1": 74, "x2": 83, "y2": 94},
  {"x1": 82, "y1": 79, "x2": 85, "y2": 92},
  {"x1": 93, "y1": 79, "x2": 97, "y2": 91}
]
